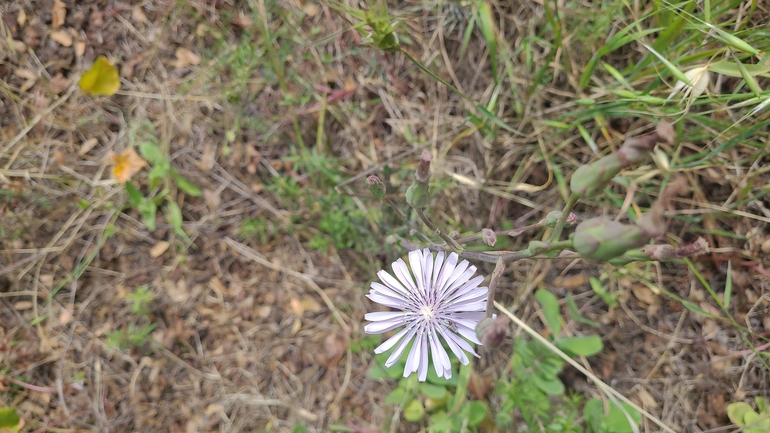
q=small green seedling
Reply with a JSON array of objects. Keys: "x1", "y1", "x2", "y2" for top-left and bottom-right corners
[{"x1": 728, "y1": 398, "x2": 770, "y2": 433}]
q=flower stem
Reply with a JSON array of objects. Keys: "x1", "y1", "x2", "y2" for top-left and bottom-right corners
[
  {"x1": 549, "y1": 193, "x2": 579, "y2": 243},
  {"x1": 486, "y1": 259, "x2": 505, "y2": 318},
  {"x1": 415, "y1": 208, "x2": 463, "y2": 252},
  {"x1": 384, "y1": 198, "x2": 432, "y2": 243},
  {"x1": 455, "y1": 222, "x2": 545, "y2": 244}
]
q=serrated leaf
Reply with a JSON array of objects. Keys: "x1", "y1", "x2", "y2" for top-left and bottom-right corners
[
  {"x1": 535, "y1": 289, "x2": 562, "y2": 337},
  {"x1": 403, "y1": 399, "x2": 425, "y2": 422},
  {"x1": 78, "y1": 55, "x2": 120, "y2": 96},
  {"x1": 556, "y1": 335, "x2": 603, "y2": 357}
]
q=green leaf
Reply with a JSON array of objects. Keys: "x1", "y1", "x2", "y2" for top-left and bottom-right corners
[
  {"x1": 728, "y1": 402, "x2": 758, "y2": 425},
  {"x1": 125, "y1": 181, "x2": 143, "y2": 206},
  {"x1": 566, "y1": 293, "x2": 600, "y2": 328},
  {"x1": 467, "y1": 401, "x2": 487, "y2": 427},
  {"x1": 138, "y1": 200, "x2": 157, "y2": 231},
  {"x1": 535, "y1": 289, "x2": 562, "y2": 337},
  {"x1": 139, "y1": 141, "x2": 166, "y2": 166},
  {"x1": 556, "y1": 335, "x2": 603, "y2": 357},
  {"x1": 590, "y1": 277, "x2": 617, "y2": 307},
  {"x1": 531, "y1": 373, "x2": 565, "y2": 395},
  {"x1": 419, "y1": 382, "x2": 447, "y2": 399},
  {"x1": 403, "y1": 399, "x2": 425, "y2": 422},
  {"x1": 170, "y1": 168, "x2": 202, "y2": 196},
  {"x1": 708, "y1": 62, "x2": 770, "y2": 78},
  {"x1": 640, "y1": 42, "x2": 691, "y2": 86},
  {"x1": 605, "y1": 401, "x2": 642, "y2": 433},
  {"x1": 385, "y1": 388, "x2": 407, "y2": 405},
  {"x1": 0, "y1": 407, "x2": 20, "y2": 430},
  {"x1": 166, "y1": 200, "x2": 183, "y2": 231},
  {"x1": 724, "y1": 261, "x2": 733, "y2": 309}
]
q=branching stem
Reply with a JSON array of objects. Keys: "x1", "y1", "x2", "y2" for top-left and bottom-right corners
[
  {"x1": 415, "y1": 208, "x2": 463, "y2": 252},
  {"x1": 549, "y1": 194, "x2": 579, "y2": 243}
]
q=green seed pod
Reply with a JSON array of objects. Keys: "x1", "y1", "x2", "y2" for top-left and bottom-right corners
[{"x1": 573, "y1": 218, "x2": 649, "y2": 262}]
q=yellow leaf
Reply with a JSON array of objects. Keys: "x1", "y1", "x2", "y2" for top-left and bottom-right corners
[
  {"x1": 110, "y1": 148, "x2": 147, "y2": 183},
  {"x1": 79, "y1": 56, "x2": 120, "y2": 96}
]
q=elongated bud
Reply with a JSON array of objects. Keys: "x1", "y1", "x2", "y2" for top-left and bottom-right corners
[
  {"x1": 366, "y1": 175, "x2": 386, "y2": 199},
  {"x1": 642, "y1": 237, "x2": 709, "y2": 261},
  {"x1": 573, "y1": 218, "x2": 649, "y2": 262},
  {"x1": 406, "y1": 150, "x2": 432, "y2": 209},
  {"x1": 475, "y1": 315, "x2": 510, "y2": 348},
  {"x1": 482, "y1": 229, "x2": 497, "y2": 247},
  {"x1": 636, "y1": 176, "x2": 689, "y2": 238},
  {"x1": 415, "y1": 150, "x2": 432, "y2": 183},
  {"x1": 570, "y1": 122, "x2": 675, "y2": 198}
]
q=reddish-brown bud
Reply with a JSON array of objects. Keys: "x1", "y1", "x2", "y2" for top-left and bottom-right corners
[{"x1": 476, "y1": 315, "x2": 510, "y2": 348}]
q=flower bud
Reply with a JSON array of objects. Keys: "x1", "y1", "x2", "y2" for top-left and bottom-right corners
[
  {"x1": 415, "y1": 150, "x2": 432, "y2": 183},
  {"x1": 642, "y1": 237, "x2": 709, "y2": 261},
  {"x1": 570, "y1": 154, "x2": 624, "y2": 198},
  {"x1": 573, "y1": 218, "x2": 649, "y2": 262},
  {"x1": 570, "y1": 122, "x2": 675, "y2": 198},
  {"x1": 406, "y1": 150, "x2": 433, "y2": 209},
  {"x1": 366, "y1": 175, "x2": 386, "y2": 199},
  {"x1": 482, "y1": 228, "x2": 497, "y2": 247},
  {"x1": 476, "y1": 315, "x2": 509, "y2": 348},
  {"x1": 543, "y1": 211, "x2": 578, "y2": 228},
  {"x1": 406, "y1": 180, "x2": 430, "y2": 209}
]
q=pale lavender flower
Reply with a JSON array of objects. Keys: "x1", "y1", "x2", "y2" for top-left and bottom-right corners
[{"x1": 364, "y1": 248, "x2": 488, "y2": 381}]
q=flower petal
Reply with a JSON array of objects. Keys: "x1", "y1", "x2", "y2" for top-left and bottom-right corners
[
  {"x1": 392, "y1": 259, "x2": 417, "y2": 293},
  {"x1": 404, "y1": 330, "x2": 423, "y2": 377},
  {"x1": 418, "y1": 331, "x2": 429, "y2": 381},
  {"x1": 436, "y1": 326, "x2": 470, "y2": 365},
  {"x1": 374, "y1": 326, "x2": 410, "y2": 355},
  {"x1": 365, "y1": 318, "x2": 406, "y2": 334},
  {"x1": 367, "y1": 292, "x2": 410, "y2": 310},
  {"x1": 428, "y1": 328, "x2": 452, "y2": 379},
  {"x1": 431, "y1": 251, "x2": 445, "y2": 288},
  {"x1": 435, "y1": 252, "x2": 458, "y2": 292},
  {"x1": 408, "y1": 250, "x2": 425, "y2": 294},
  {"x1": 385, "y1": 327, "x2": 418, "y2": 367},
  {"x1": 378, "y1": 270, "x2": 411, "y2": 298}
]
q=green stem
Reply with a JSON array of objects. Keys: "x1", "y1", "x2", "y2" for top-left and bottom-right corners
[
  {"x1": 384, "y1": 198, "x2": 432, "y2": 243},
  {"x1": 486, "y1": 259, "x2": 505, "y2": 318},
  {"x1": 549, "y1": 194, "x2": 579, "y2": 243},
  {"x1": 417, "y1": 239, "x2": 574, "y2": 264},
  {"x1": 415, "y1": 208, "x2": 463, "y2": 252}
]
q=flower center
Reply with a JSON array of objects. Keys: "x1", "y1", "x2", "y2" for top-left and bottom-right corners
[{"x1": 419, "y1": 305, "x2": 434, "y2": 321}]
